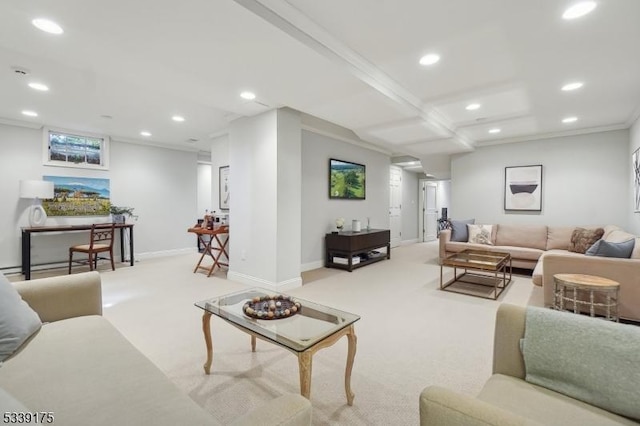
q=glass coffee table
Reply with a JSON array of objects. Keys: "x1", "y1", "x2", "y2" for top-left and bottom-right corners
[
  {"x1": 195, "y1": 288, "x2": 360, "y2": 405},
  {"x1": 440, "y1": 249, "x2": 512, "y2": 300}
]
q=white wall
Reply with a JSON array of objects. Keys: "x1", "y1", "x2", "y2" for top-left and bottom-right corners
[
  {"x1": 435, "y1": 180, "x2": 451, "y2": 218},
  {"x1": 0, "y1": 123, "x2": 198, "y2": 271},
  {"x1": 210, "y1": 134, "x2": 229, "y2": 215},
  {"x1": 402, "y1": 169, "x2": 419, "y2": 243},
  {"x1": 301, "y1": 130, "x2": 390, "y2": 268},
  {"x1": 451, "y1": 129, "x2": 629, "y2": 227},
  {"x1": 630, "y1": 117, "x2": 640, "y2": 235}
]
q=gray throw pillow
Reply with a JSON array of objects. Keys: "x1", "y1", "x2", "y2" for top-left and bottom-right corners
[
  {"x1": 586, "y1": 238, "x2": 635, "y2": 258},
  {"x1": 0, "y1": 273, "x2": 42, "y2": 362},
  {"x1": 450, "y1": 219, "x2": 475, "y2": 242}
]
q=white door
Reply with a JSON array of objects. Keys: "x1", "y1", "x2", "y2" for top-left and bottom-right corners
[
  {"x1": 389, "y1": 166, "x2": 402, "y2": 248},
  {"x1": 424, "y1": 182, "x2": 438, "y2": 241}
]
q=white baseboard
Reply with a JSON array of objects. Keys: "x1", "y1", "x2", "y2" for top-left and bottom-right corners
[
  {"x1": 136, "y1": 247, "x2": 197, "y2": 260},
  {"x1": 227, "y1": 271, "x2": 302, "y2": 290},
  {"x1": 401, "y1": 239, "x2": 419, "y2": 245},
  {"x1": 301, "y1": 260, "x2": 324, "y2": 272}
]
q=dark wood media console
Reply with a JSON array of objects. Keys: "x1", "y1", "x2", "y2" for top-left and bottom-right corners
[{"x1": 325, "y1": 229, "x2": 391, "y2": 272}]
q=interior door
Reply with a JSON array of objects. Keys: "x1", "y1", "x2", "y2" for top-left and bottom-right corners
[
  {"x1": 424, "y1": 182, "x2": 437, "y2": 241},
  {"x1": 389, "y1": 166, "x2": 402, "y2": 248}
]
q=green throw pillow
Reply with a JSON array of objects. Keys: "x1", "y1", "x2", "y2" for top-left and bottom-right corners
[{"x1": 0, "y1": 273, "x2": 42, "y2": 362}]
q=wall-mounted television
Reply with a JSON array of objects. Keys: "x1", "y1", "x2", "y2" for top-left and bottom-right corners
[{"x1": 329, "y1": 158, "x2": 366, "y2": 200}]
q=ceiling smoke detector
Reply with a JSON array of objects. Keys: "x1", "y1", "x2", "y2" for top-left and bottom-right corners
[{"x1": 11, "y1": 66, "x2": 30, "y2": 76}]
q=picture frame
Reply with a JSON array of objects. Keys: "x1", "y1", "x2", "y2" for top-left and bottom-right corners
[
  {"x1": 633, "y1": 148, "x2": 640, "y2": 212},
  {"x1": 42, "y1": 176, "x2": 111, "y2": 216},
  {"x1": 43, "y1": 127, "x2": 109, "y2": 170},
  {"x1": 504, "y1": 165, "x2": 542, "y2": 211},
  {"x1": 329, "y1": 158, "x2": 366, "y2": 200},
  {"x1": 219, "y1": 166, "x2": 230, "y2": 211}
]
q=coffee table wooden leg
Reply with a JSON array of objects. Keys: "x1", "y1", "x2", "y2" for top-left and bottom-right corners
[
  {"x1": 251, "y1": 335, "x2": 256, "y2": 352},
  {"x1": 202, "y1": 312, "x2": 213, "y2": 374},
  {"x1": 345, "y1": 325, "x2": 357, "y2": 406},
  {"x1": 297, "y1": 351, "x2": 313, "y2": 399}
]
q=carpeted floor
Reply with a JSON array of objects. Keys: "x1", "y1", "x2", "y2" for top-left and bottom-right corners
[{"x1": 19, "y1": 241, "x2": 544, "y2": 425}]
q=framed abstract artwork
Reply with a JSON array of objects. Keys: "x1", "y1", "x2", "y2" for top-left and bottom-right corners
[
  {"x1": 219, "y1": 166, "x2": 229, "y2": 211},
  {"x1": 633, "y1": 148, "x2": 640, "y2": 212},
  {"x1": 504, "y1": 165, "x2": 542, "y2": 211}
]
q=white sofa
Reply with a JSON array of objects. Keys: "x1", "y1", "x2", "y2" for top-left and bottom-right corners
[
  {"x1": 420, "y1": 304, "x2": 640, "y2": 425},
  {"x1": 0, "y1": 272, "x2": 311, "y2": 426}
]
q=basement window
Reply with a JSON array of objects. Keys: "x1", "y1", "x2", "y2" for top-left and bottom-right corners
[{"x1": 43, "y1": 127, "x2": 109, "y2": 170}]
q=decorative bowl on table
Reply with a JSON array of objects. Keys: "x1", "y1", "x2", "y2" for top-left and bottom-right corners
[{"x1": 243, "y1": 295, "x2": 301, "y2": 320}]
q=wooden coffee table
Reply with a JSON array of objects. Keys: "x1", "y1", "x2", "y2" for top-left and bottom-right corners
[
  {"x1": 440, "y1": 249, "x2": 512, "y2": 300},
  {"x1": 195, "y1": 289, "x2": 360, "y2": 405}
]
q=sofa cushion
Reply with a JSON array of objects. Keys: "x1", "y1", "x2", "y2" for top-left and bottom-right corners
[
  {"x1": 604, "y1": 229, "x2": 640, "y2": 259},
  {"x1": 586, "y1": 238, "x2": 635, "y2": 258},
  {"x1": 568, "y1": 227, "x2": 604, "y2": 254},
  {"x1": 546, "y1": 227, "x2": 575, "y2": 250},
  {"x1": 0, "y1": 272, "x2": 42, "y2": 362},
  {"x1": 521, "y1": 307, "x2": 640, "y2": 421},
  {"x1": 496, "y1": 224, "x2": 547, "y2": 250},
  {"x1": 450, "y1": 219, "x2": 474, "y2": 242},
  {"x1": 0, "y1": 316, "x2": 219, "y2": 426},
  {"x1": 468, "y1": 224, "x2": 493, "y2": 245},
  {"x1": 478, "y1": 374, "x2": 638, "y2": 426}
]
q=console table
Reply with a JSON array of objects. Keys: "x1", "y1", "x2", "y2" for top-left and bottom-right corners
[
  {"x1": 21, "y1": 223, "x2": 134, "y2": 280},
  {"x1": 325, "y1": 229, "x2": 390, "y2": 272}
]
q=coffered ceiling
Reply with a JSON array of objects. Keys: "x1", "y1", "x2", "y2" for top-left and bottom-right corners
[{"x1": 1, "y1": 1, "x2": 639, "y2": 171}]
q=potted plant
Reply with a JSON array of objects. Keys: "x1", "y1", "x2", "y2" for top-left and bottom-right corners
[{"x1": 109, "y1": 205, "x2": 135, "y2": 224}]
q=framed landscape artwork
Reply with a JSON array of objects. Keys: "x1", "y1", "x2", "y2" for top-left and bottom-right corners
[
  {"x1": 42, "y1": 176, "x2": 110, "y2": 216},
  {"x1": 504, "y1": 165, "x2": 542, "y2": 211},
  {"x1": 329, "y1": 158, "x2": 366, "y2": 200},
  {"x1": 219, "y1": 166, "x2": 229, "y2": 211},
  {"x1": 634, "y1": 148, "x2": 640, "y2": 212}
]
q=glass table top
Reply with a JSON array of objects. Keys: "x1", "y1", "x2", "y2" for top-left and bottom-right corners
[
  {"x1": 195, "y1": 288, "x2": 360, "y2": 352},
  {"x1": 443, "y1": 249, "x2": 511, "y2": 268}
]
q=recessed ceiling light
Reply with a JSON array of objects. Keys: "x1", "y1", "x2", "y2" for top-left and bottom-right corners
[
  {"x1": 28, "y1": 82, "x2": 49, "y2": 91},
  {"x1": 31, "y1": 18, "x2": 64, "y2": 34},
  {"x1": 22, "y1": 110, "x2": 38, "y2": 117},
  {"x1": 240, "y1": 91, "x2": 256, "y2": 100},
  {"x1": 562, "y1": 2, "x2": 597, "y2": 20},
  {"x1": 488, "y1": 128, "x2": 501, "y2": 134},
  {"x1": 466, "y1": 103, "x2": 481, "y2": 111},
  {"x1": 561, "y1": 82, "x2": 584, "y2": 91},
  {"x1": 419, "y1": 54, "x2": 440, "y2": 66},
  {"x1": 562, "y1": 116, "x2": 578, "y2": 123},
  {"x1": 172, "y1": 115, "x2": 185, "y2": 122},
  {"x1": 140, "y1": 131, "x2": 152, "y2": 137}
]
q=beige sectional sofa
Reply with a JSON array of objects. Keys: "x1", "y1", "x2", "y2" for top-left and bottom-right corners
[
  {"x1": 439, "y1": 224, "x2": 640, "y2": 322},
  {"x1": 0, "y1": 272, "x2": 312, "y2": 426},
  {"x1": 420, "y1": 304, "x2": 640, "y2": 426}
]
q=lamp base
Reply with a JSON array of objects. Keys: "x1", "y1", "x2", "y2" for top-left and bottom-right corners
[{"x1": 29, "y1": 205, "x2": 47, "y2": 227}]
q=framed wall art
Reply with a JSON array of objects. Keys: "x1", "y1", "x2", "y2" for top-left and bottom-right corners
[
  {"x1": 633, "y1": 148, "x2": 640, "y2": 212},
  {"x1": 219, "y1": 166, "x2": 229, "y2": 211},
  {"x1": 42, "y1": 176, "x2": 110, "y2": 216},
  {"x1": 504, "y1": 165, "x2": 542, "y2": 211}
]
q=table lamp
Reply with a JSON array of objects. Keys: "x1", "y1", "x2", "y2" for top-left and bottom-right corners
[{"x1": 20, "y1": 180, "x2": 54, "y2": 227}]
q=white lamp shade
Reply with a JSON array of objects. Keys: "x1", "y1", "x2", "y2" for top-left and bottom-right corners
[{"x1": 20, "y1": 180, "x2": 54, "y2": 199}]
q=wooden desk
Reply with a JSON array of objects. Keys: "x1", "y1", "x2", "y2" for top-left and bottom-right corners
[
  {"x1": 21, "y1": 223, "x2": 135, "y2": 280},
  {"x1": 188, "y1": 225, "x2": 229, "y2": 277}
]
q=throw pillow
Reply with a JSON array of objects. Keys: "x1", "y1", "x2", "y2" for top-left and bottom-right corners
[
  {"x1": 0, "y1": 272, "x2": 42, "y2": 362},
  {"x1": 586, "y1": 238, "x2": 635, "y2": 258},
  {"x1": 568, "y1": 227, "x2": 604, "y2": 254},
  {"x1": 467, "y1": 224, "x2": 494, "y2": 245},
  {"x1": 450, "y1": 219, "x2": 475, "y2": 242}
]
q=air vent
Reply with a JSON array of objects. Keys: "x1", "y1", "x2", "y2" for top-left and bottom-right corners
[
  {"x1": 186, "y1": 138, "x2": 199, "y2": 143},
  {"x1": 11, "y1": 66, "x2": 30, "y2": 76}
]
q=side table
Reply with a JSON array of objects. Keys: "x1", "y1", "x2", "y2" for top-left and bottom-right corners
[{"x1": 553, "y1": 273, "x2": 620, "y2": 321}]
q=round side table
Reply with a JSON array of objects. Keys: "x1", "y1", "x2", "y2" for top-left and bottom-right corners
[{"x1": 553, "y1": 274, "x2": 620, "y2": 321}]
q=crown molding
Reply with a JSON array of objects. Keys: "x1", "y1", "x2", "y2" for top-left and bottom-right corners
[{"x1": 477, "y1": 123, "x2": 630, "y2": 147}]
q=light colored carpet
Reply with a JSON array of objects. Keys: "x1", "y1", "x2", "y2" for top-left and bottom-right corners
[{"x1": 21, "y1": 242, "x2": 543, "y2": 425}]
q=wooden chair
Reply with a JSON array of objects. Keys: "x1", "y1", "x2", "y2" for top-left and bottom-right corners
[{"x1": 68, "y1": 224, "x2": 116, "y2": 274}]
